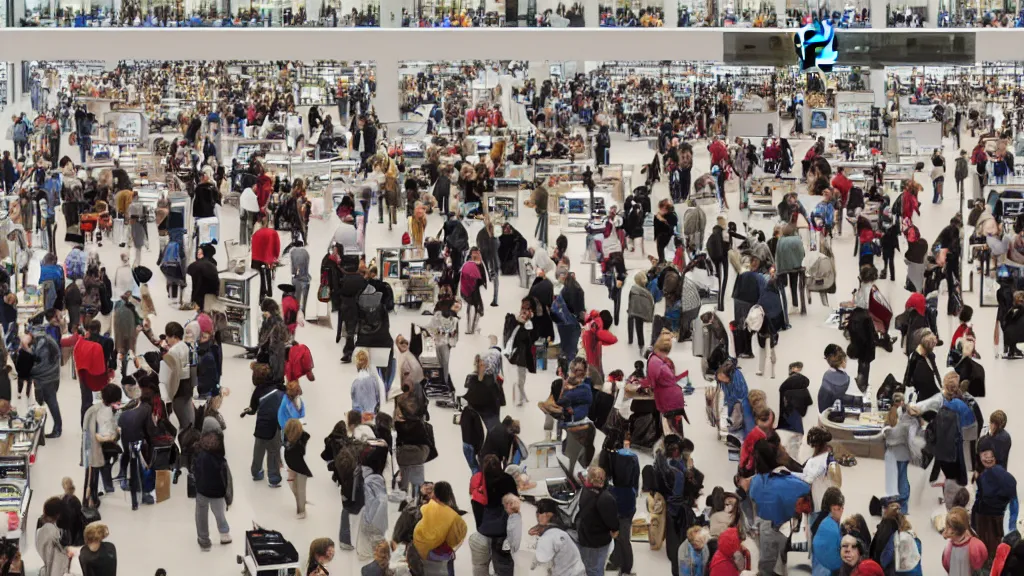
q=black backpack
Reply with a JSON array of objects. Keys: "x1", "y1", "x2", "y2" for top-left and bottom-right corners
[{"x1": 357, "y1": 286, "x2": 384, "y2": 335}]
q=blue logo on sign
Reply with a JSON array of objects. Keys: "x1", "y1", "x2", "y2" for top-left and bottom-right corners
[{"x1": 794, "y1": 20, "x2": 838, "y2": 72}]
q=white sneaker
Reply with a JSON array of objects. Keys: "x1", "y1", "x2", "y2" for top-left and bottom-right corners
[
  {"x1": 220, "y1": 534, "x2": 232, "y2": 545},
  {"x1": 296, "y1": 512, "x2": 306, "y2": 519}
]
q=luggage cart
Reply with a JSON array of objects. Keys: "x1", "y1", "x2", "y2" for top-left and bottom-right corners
[{"x1": 236, "y1": 523, "x2": 300, "y2": 576}]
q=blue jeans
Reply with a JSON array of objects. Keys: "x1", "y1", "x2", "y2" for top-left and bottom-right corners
[
  {"x1": 578, "y1": 543, "x2": 612, "y2": 576},
  {"x1": 556, "y1": 321, "x2": 581, "y2": 363},
  {"x1": 1010, "y1": 497, "x2": 1020, "y2": 529},
  {"x1": 236, "y1": 118, "x2": 246, "y2": 137},
  {"x1": 463, "y1": 443, "x2": 479, "y2": 474},
  {"x1": 339, "y1": 508, "x2": 352, "y2": 545},
  {"x1": 897, "y1": 460, "x2": 910, "y2": 514}
]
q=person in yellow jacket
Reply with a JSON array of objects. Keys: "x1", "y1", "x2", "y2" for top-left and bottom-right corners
[{"x1": 411, "y1": 481, "x2": 468, "y2": 574}]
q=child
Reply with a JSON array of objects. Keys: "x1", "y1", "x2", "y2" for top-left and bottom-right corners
[
  {"x1": 361, "y1": 540, "x2": 393, "y2": 576},
  {"x1": 501, "y1": 493, "x2": 522, "y2": 555},
  {"x1": 283, "y1": 419, "x2": 312, "y2": 519},
  {"x1": 941, "y1": 507, "x2": 988, "y2": 576},
  {"x1": 14, "y1": 333, "x2": 33, "y2": 400},
  {"x1": 677, "y1": 525, "x2": 709, "y2": 576},
  {"x1": 949, "y1": 306, "x2": 975, "y2": 364}
]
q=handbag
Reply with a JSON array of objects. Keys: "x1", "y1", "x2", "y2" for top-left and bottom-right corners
[{"x1": 317, "y1": 282, "x2": 331, "y2": 303}]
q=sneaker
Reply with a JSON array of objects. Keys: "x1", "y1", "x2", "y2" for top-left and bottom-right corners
[
  {"x1": 269, "y1": 482, "x2": 282, "y2": 488},
  {"x1": 198, "y1": 540, "x2": 211, "y2": 551},
  {"x1": 142, "y1": 494, "x2": 155, "y2": 505},
  {"x1": 339, "y1": 543, "x2": 355, "y2": 551},
  {"x1": 296, "y1": 512, "x2": 306, "y2": 519},
  {"x1": 220, "y1": 535, "x2": 232, "y2": 545},
  {"x1": 340, "y1": 356, "x2": 352, "y2": 364},
  {"x1": 252, "y1": 471, "x2": 265, "y2": 482},
  {"x1": 44, "y1": 431, "x2": 61, "y2": 439}
]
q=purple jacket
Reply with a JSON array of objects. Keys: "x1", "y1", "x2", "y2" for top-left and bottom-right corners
[{"x1": 648, "y1": 353, "x2": 685, "y2": 413}]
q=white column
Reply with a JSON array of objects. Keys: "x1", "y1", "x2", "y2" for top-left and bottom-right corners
[
  {"x1": 664, "y1": 0, "x2": 677, "y2": 25},
  {"x1": 869, "y1": 66, "x2": 886, "y2": 107},
  {"x1": 380, "y1": 0, "x2": 399, "y2": 26},
  {"x1": 374, "y1": 59, "x2": 399, "y2": 123},
  {"x1": 306, "y1": 0, "x2": 322, "y2": 19},
  {"x1": 584, "y1": 0, "x2": 598, "y2": 26},
  {"x1": 13, "y1": 0, "x2": 25, "y2": 25},
  {"x1": 11, "y1": 63, "x2": 21, "y2": 105},
  {"x1": 926, "y1": 0, "x2": 937, "y2": 26},
  {"x1": 774, "y1": 0, "x2": 783, "y2": 22},
  {"x1": 870, "y1": 0, "x2": 885, "y2": 27}
]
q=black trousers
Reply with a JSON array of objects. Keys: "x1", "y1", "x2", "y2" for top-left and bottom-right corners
[
  {"x1": 714, "y1": 260, "x2": 729, "y2": 311},
  {"x1": 628, "y1": 316, "x2": 645, "y2": 350},
  {"x1": 881, "y1": 251, "x2": 896, "y2": 280},
  {"x1": 337, "y1": 306, "x2": 358, "y2": 359},
  {"x1": 656, "y1": 234, "x2": 672, "y2": 263},
  {"x1": 255, "y1": 263, "x2": 273, "y2": 302},
  {"x1": 856, "y1": 358, "x2": 871, "y2": 391},
  {"x1": 666, "y1": 513, "x2": 683, "y2": 576}
]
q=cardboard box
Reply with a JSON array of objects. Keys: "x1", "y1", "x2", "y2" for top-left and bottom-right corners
[{"x1": 155, "y1": 469, "x2": 172, "y2": 503}]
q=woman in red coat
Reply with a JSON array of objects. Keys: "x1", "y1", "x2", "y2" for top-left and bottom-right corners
[{"x1": 709, "y1": 527, "x2": 747, "y2": 576}]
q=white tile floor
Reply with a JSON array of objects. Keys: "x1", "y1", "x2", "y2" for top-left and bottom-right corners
[{"x1": 3, "y1": 103, "x2": 1000, "y2": 576}]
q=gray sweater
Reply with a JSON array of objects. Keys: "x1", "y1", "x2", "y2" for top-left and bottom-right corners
[
  {"x1": 627, "y1": 284, "x2": 656, "y2": 322},
  {"x1": 883, "y1": 410, "x2": 920, "y2": 462}
]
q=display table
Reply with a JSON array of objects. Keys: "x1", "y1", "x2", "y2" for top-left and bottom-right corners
[{"x1": 819, "y1": 408, "x2": 885, "y2": 460}]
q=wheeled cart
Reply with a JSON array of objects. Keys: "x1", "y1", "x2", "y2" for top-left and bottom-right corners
[{"x1": 237, "y1": 524, "x2": 300, "y2": 576}]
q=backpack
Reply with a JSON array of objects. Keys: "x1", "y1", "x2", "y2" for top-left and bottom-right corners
[
  {"x1": 336, "y1": 439, "x2": 368, "y2": 513},
  {"x1": 706, "y1": 233, "x2": 725, "y2": 262},
  {"x1": 925, "y1": 405, "x2": 961, "y2": 463},
  {"x1": 357, "y1": 285, "x2": 384, "y2": 335},
  {"x1": 65, "y1": 250, "x2": 87, "y2": 280},
  {"x1": 551, "y1": 293, "x2": 574, "y2": 325},
  {"x1": 892, "y1": 531, "x2": 922, "y2": 572}
]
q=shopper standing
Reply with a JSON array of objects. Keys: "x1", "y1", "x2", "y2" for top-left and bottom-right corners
[
  {"x1": 78, "y1": 523, "x2": 117, "y2": 576},
  {"x1": 242, "y1": 363, "x2": 285, "y2": 488},
  {"x1": 30, "y1": 326, "x2": 63, "y2": 438},
  {"x1": 576, "y1": 466, "x2": 620, "y2": 576},
  {"x1": 626, "y1": 271, "x2": 654, "y2": 355},
  {"x1": 193, "y1": 417, "x2": 233, "y2": 550},
  {"x1": 283, "y1": 418, "x2": 312, "y2": 519},
  {"x1": 251, "y1": 216, "x2": 281, "y2": 301},
  {"x1": 955, "y1": 149, "x2": 969, "y2": 198},
  {"x1": 36, "y1": 497, "x2": 70, "y2": 576},
  {"x1": 81, "y1": 384, "x2": 122, "y2": 508},
  {"x1": 653, "y1": 199, "x2": 677, "y2": 264},
  {"x1": 607, "y1": 440, "x2": 640, "y2": 576}
]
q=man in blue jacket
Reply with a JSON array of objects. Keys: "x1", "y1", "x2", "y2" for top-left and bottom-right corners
[{"x1": 746, "y1": 440, "x2": 811, "y2": 575}]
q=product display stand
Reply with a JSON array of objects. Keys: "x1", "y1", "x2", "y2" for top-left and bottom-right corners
[{"x1": 218, "y1": 270, "x2": 258, "y2": 350}]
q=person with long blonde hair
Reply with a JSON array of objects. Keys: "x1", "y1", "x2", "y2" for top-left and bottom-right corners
[{"x1": 351, "y1": 350, "x2": 381, "y2": 416}]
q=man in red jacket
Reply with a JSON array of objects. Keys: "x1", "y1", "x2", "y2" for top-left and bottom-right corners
[
  {"x1": 251, "y1": 216, "x2": 281, "y2": 301},
  {"x1": 831, "y1": 167, "x2": 853, "y2": 234}
]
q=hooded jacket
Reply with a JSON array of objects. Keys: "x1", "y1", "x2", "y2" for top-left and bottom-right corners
[
  {"x1": 556, "y1": 378, "x2": 593, "y2": 423},
  {"x1": 627, "y1": 283, "x2": 655, "y2": 323},
  {"x1": 194, "y1": 431, "x2": 232, "y2": 503},
  {"x1": 581, "y1": 310, "x2": 617, "y2": 370},
  {"x1": 774, "y1": 234, "x2": 806, "y2": 275},
  {"x1": 193, "y1": 181, "x2": 219, "y2": 219},
  {"x1": 709, "y1": 527, "x2": 743, "y2": 576}
]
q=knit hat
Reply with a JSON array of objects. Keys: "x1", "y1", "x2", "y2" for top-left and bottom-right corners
[
  {"x1": 196, "y1": 313, "x2": 214, "y2": 335},
  {"x1": 978, "y1": 435, "x2": 995, "y2": 456},
  {"x1": 202, "y1": 416, "x2": 222, "y2": 434}
]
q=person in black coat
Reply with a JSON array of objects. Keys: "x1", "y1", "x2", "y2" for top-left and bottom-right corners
[
  {"x1": 283, "y1": 421, "x2": 312, "y2": 518},
  {"x1": 528, "y1": 272, "x2": 555, "y2": 342},
  {"x1": 903, "y1": 329, "x2": 942, "y2": 401},
  {"x1": 846, "y1": 307, "x2": 878, "y2": 389},
  {"x1": 777, "y1": 362, "x2": 812, "y2": 454},
  {"x1": 352, "y1": 115, "x2": 378, "y2": 176},
  {"x1": 193, "y1": 424, "x2": 233, "y2": 549},
  {"x1": 480, "y1": 416, "x2": 520, "y2": 466}
]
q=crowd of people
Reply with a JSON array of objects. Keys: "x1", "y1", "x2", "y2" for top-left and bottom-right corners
[{"x1": 2, "y1": 56, "x2": 1024, "y2": 576}]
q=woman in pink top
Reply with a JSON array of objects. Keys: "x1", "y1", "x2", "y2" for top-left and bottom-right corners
[
  {"x1": 459, "y1": 248, "x2": 487, "y2": 335},
  {"x1": 647, "y1": 332, "x2": 688, "y2": 434}
]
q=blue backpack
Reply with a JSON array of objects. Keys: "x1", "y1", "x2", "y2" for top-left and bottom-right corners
[
  {"x1": 64, "y1": 250, "x2": 87, "y2": 280},
  {"x1": 551, "y1": 293, "x2": 574, "y2": 325},
  {"x1": 647, "y1": 276, "x2": 664, "y2": 303}
]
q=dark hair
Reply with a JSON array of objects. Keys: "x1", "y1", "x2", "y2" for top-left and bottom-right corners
[
  {"x1": 663, "y1": 434, "x2": 683, "y2": 457},
  {"x1": 822, "y1": 486, "x2": 845, "y2": 510},
  {"x1": 164, "y1": 322, "x2": 185, "y2": 340},
  {"x1": 87, "y1": 319, "x2": 102, "y2": 334},
  {"x1": 101, "y1": 384, "x2": 123, "y2": 406},
  {"x1": 433, "y1": 481, "x2": 457, "y2": 509},
  {"x1": 556, "y1": 235, "x2": 568, "y2": 253},
  {"x1": 753, "y1": 439, "x2": 778, "y2": 474},
  {"x1": 535, "y1": 498, "x2": 560, "y2": 516},
  {"x1": 599, "y1": 310, "x2": 613, "y2": 330},
  {"x1": 960, "y1": 305, "x2": 973, "y2": 323},
  {"x1": 42, "y1": 496, "x2": 63, "y2": 521}
]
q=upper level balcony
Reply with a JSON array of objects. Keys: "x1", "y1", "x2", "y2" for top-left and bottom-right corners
[{"x1": 0, "y1": 0, "x2": 1016, "y2": 27}]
